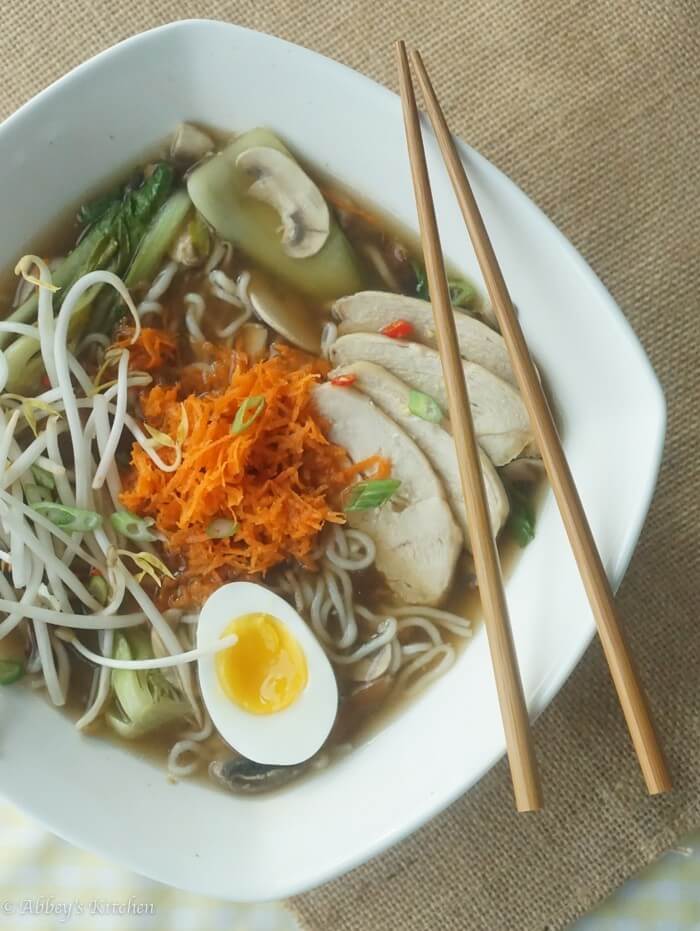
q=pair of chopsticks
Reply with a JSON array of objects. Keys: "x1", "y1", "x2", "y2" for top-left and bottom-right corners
[{"x1": 396, "y1": 41, "x2": 671, "y2": 811}]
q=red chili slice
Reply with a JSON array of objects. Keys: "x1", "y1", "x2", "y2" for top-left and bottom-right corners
[
  {"x1": 330, "y1": 374, "x2": 358, "y2": 387},
  {"x1": 380, "y1": 319, "x2": 414, "y2": 340}
]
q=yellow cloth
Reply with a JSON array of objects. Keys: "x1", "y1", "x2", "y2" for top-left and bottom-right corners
[{"x1": 0, "y1": 799, "x2": 294, "y2": 930}]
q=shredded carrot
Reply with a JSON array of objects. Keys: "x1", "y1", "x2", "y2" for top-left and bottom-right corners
[
  {"x1": 114, "y1": 326, "x2": 178, "y2": 372},
  {"x1": 120, "y1": 344, "x2": 351, "y2": 607},
  {"x1": 342, "y1": 454, "x2": 391, "y2": 483}
]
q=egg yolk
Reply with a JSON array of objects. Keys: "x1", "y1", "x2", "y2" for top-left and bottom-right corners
[{"x1": 215, "y1": 612, "x2": 308, "y2": 715}]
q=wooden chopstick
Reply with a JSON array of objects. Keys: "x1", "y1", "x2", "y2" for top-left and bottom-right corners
[
  {"x1": 409, "y1": 47, "x2": 671, "y2": 796},
  {"x1": 396, "y1": 41, "x2": 543, "y2": 813}
]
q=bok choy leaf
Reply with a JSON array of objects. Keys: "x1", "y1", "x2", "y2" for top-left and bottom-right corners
[{"x1": 106, "y1": 630, "x2": 191, "y2": 739}]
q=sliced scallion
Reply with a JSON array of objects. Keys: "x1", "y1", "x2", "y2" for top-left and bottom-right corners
[
  {"x1": 206, "y1": 518, "x2": 238, "y2": 539},
  {"x1": 88, "y1": 574, "x2": 110, "y2": 606},
  {"x1": 0, "y1": 659, "x2": 24, "y2": 685},
  {"x1": 412, "y1": 261, "x2": 477, "y2": 310},
  {"x1": 110, "y1": 509, "x2": 157, "y2": 543},
  {"x1": 32, "y1": 502, "x2": 102, "y2": 532},
  {"x1": 447, "y1": 278, "x2": 477, "y2": 309},
  {"x1": 345, "y1": 479, "x2": 401, "y2": 512},
  {"x1": 506, "y1": 483, "x2": 536, "y2": 548},
  {"x1": 24, "y1": 484, "x2": 53, "y2": 506},
  {"x1": 408, "y1": 389, "x2": 443, "y2": 423},
  {"x1": 231, "y1": 395, "x2": 266, "y2": 436},
  {"x1": 31, "y1": 464, "x2": 56, "y2": 490}
]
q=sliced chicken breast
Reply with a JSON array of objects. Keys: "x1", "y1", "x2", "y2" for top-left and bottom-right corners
[
  {"x1": 313, "y1": 382, "x2": 461, "y2": 606},
  {"x1": 333, "y1": 291, "x2": 515, "y2": 385},
  {"x1": 331, "y1": 361, "x2": 509, "y2": 548},
  {"x1": 328, "y1": 332, "x2": 532, "y2": 465}
]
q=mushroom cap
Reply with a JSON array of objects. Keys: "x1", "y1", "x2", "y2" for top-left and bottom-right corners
[{"x1": 236, "y1": 146, "x2": 330, "y2": 259}]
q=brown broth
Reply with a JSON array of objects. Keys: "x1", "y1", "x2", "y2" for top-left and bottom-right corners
[{"x1": 4, "y1": 126, "x2": 544, "y2": 793}]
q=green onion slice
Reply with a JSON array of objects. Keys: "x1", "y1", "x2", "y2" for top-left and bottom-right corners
[
  {"x1": 110, "y1": 509, "x2": 157, "y2": 542},
  {"x1": 24, "y1": 484, "x2": 53, "y2": 506},
  {"x1": 206, "y1": 518, "x2": 238, "y2": 539},
  {"x1": 345, "y1": 479, "x2": 401, "y2": 512},
  {"x1": 88, "y1": 574, "x2": 110, "y2": 606},
  {"x1": 408, "y1": 389, "x2": 443, "y2": 423},
  {"x1": 0, "y1": 659, "x2": 24, "y2": 685},
  {"x1": 33, "y1": 502, "x2": 102, "y2": 532},
  {"x1": 231, "y1": 395, "x2": 266, "y2": 436},
  {"x1": 31, "y1": 464, "x2": 56, "y2": 490},
  {"x1": 506, "y1": 483, "x2": 536, "y2": 548},
  {"x1": 447, "y1": 278, "x2": 477, "y2": 309}
]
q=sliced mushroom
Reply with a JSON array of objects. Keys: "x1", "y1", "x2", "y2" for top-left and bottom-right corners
[
  {"x1": 209, "y1": 756, "x2": 311, "y2": 795},
  {"x1": 349, "y1": 643, "x2": 393, "y2": 682},
  {"x1": 313, "y1": 382, "x2": 462, "y2": 605},
  {"x1": 236, "y1": 322, "x2": 269, "y2": 362},
  {"x1": 328, "y1": 333, "x2": 534, "y2": 466},
  {"x1": 332, "y1": 361, "x2": 509, "y2": 547},
  {"x1": 236, "y1": 146, "x2": 330, "y2": 259},
  {"x1": 247, "y1": 270, "x2": 322, "y2": 353},
  {"x1": 170, "y1": 122, "x2": 214, "y2": 165},
  {"x1": 187, "y1": 128, "x2": 364, "y2": 300},
  {"x1": 333, "y1": 291, "x2": 516, "y2": 385}
]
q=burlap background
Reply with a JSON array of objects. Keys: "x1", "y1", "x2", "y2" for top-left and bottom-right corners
[{"x1": 1, "y1": 2, "x2": 698, "y2": 929}]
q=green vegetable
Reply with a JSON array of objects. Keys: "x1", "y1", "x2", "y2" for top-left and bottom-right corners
[
  {"x1": 0, "y1": 659, "x2": 24, "y2": 686},
  {"x1": 411, "y1": 261, "x2": 476, "y2": 310},
  {"x1": 187, "y1": 213, "x2": 211, "y2": 260},
  {"x1": 31, "y1": 464, "x2": 55, "y2": 490},
  {"x1": 187, "y1": 127, "x2": 365, "y2": 300},
  {"x1": 106, "y1": 630, "x2": 190, "y2": 739},
  {"x1": 408, "y1": 389, "x2": 443, "y2": 423},
  {"x1": 413, "y1": 261, "x2": 429, "y2": 301},
  {"x1": 447, "y1": 278, "x2": 477, "y2": 310},
  {"x1": 345, "y1": 478, "x2": 401, "y2": 512},
  {"x1": 506, "y1": 482, "x2": 536, "y2": 547},
  {"x1": 231, "y1": 395, "x2": 266, "y2": 435},
  {"x1": 77, "y1": 185, "x2": 122, "y2": 226},
  {"x1": 32, "y1": 502, "x2": 102, "y2": 532},
  {"x1": 2, "y1": 164, "x2": 177, "y2": 392},
  {"x1": 110, "y1": 509, "x2": 157, "y2": 543},
  {"x1": 24, "y1": 484, "x2": 52, "y2": 505},
  {"x1": 206, "y1": 518, "x2": 238, "y2": 539},
  {"x1": 123, "y1": 189, "x2": 192, "y2": 293},
  {"x1": 88, "y1": 574, "x2": 110, "y2": 606}
]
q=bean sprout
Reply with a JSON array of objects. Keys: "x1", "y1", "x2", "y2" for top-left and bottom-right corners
[
  {"x1": 320, "y1": 322, "x2": 338, "y2": 359},
  {"x1": 55, "y1": 628, "x2": 237, "y2": 670}
]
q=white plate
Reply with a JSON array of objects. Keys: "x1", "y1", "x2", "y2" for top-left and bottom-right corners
[{"x1": 0, "y1": 20, "x2": 665, "y2": 901}]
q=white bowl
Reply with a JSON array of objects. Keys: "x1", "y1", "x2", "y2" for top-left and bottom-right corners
[{"x1": 0, "y1": 20, "x2": 665, "y2": 901}]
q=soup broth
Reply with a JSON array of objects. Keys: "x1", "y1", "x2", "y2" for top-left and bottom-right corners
[{"x1": 0, "y1": 124, "x2": 542, "y2": 795}]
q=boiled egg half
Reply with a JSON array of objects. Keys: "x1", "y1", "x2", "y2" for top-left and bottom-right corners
[{"x1": 197, "y1": 582, "x2": 338, "y2": 765}]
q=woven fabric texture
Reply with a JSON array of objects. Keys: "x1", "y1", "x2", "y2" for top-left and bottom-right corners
[{"x1": 0, "y1": 3, "x2": 698, "y2": 930}]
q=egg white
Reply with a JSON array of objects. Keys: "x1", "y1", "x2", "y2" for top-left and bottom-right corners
[{"x1": 197, "y1": 581, "x2": 338, "y2": 766}]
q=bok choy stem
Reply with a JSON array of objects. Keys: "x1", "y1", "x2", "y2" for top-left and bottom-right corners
[{"x1": 1, "y1": 164, "x2": 183, "y2": 393}]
